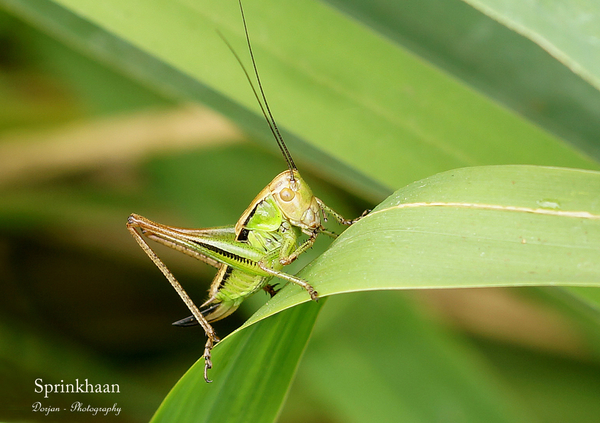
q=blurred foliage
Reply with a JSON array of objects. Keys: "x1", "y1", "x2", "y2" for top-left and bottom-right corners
[{"x1": 0, "y1": 0, "x2": 599, "y2": 422}]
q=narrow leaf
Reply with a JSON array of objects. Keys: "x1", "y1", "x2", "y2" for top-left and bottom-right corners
[
  {"x1": 150, "y1": 300, "x2": 323, "y2": 423},
  {"x1": 462, "y1": 0, "x2": 600, "y2": 92},
  {"x1": 2, "y1": 0, "x2": 596, "y2": 196}
]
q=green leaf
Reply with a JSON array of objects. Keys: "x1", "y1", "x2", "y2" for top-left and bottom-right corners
[
  {"x1": 462, "y1": 0, "x2": 600, "y2": 92},
  {"x1": 324, "y1": 0, "x2": 600, "y2": 162},
  {"x1": 565, "y1": 286, "x2": 600, "y2": 314},
  {"x1": 151, "y1": 300, "x2": 323, "y2": 423},
  {"x1": 251, "y1": 165, "x2": 600, "y2": 322},
  {"x1": 2, "y1": 0, "x2": 597, "y2": 199}
]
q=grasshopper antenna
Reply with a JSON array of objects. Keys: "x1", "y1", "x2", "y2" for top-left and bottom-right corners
[{"x1": 217, "y1": 0, "x2": 297, "y2": 180}]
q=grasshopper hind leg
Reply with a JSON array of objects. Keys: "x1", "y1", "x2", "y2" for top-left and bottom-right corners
[{"x1": 127, "y1": 218, "x2": 219, "y2": 382}]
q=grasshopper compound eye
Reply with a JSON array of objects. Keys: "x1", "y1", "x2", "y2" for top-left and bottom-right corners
[{"x1": 279, "y1": 187, "x2": 296, "y2": 202}]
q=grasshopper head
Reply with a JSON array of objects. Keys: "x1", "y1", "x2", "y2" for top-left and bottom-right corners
[{"x1": 270, "y1": 170, "x2": 321, "y2": 231}]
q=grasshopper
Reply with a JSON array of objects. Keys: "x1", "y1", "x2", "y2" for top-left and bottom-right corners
[{"x1": 127, "y1": 0, "x2": 365, "y2": 383}]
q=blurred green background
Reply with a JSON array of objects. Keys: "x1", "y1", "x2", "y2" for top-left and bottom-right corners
[{"x1": 1, "y1": 0, "x2": 600, "y2": 422}]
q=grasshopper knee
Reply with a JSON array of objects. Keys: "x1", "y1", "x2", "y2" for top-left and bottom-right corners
[{"x1": 127, "y1": 213, "x2": 143, "y2": 227}]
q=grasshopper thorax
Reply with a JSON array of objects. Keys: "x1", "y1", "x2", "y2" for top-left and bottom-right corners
[{"x1": 270, "y1": 169, "x2": 321, "y2": 232}]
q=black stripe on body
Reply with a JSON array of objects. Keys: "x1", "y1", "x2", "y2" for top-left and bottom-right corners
[
  {"x1": 237, "y1": 200, "x2": 261, "y2": 241},
  {"x1": 218, "y1": 265, "x2": 233, "y2": 291},
  {"x1": 190, "y1": 239, "x2": 254, "y2": 266}
]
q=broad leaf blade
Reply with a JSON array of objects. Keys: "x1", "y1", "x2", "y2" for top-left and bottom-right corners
[{"x1": 251, "y1": 165, "x2": 600, "y2": 322}]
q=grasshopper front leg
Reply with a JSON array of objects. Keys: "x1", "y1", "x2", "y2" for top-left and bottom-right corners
[
  {"x1": 316, "y1": 198, "x2": 369, "y2": 226},
  {"x1": 280, "y1": 201, "x2": 368, "y2": 265},
  {"x1": 127, "y1": 215, "x2": 219, "y2": 382},
  {"x1": 261, "y1": 202, "x2": 368, "y2": 299},
  {"x1": 257, "y1": 260, "x2": 319, "y2": 301},
  {"x1": 278, "y1": 228, "x2": 319, "y2": 266}
]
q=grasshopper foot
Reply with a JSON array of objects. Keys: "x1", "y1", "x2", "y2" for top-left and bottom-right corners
[
  {"x1": 203, "y1": 357, "x2": 212, "y2": 383},
  {"x1": 203, "y1": 336, "x2": 219, "y2": 383},
  {"x1": 349, "y1": 209, "x2": 371, "y2": 224},
  {"x1": 308, "y1": 288, "x2": 319, "y2": 302}
]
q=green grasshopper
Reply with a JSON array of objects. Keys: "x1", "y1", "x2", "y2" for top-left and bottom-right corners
[{"x1": 127, "y1": 0, "x2": 365, "y2": 383}]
